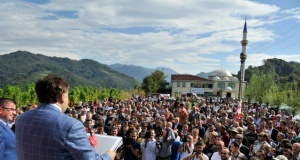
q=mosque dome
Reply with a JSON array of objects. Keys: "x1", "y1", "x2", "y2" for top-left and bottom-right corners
[
  {"x1": 212, "y1": 76, "x2": 221, "y2": 81},
  {"x1": 223, "y1": 77, "x2": 230, "y2": 81},
  {"x1": 224, "y1": 86, "x2": 232, "y2": 91},
  {"x1": 209, "y1": 69, "x2": 232, "y2": 77},
  {"x1": 231, "y1": 77, "x2": 239, "y2": 81}
]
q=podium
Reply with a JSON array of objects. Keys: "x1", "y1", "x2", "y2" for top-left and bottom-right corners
[{"x1": 90, "y1": 134, "x2": 123, "y2": 154}]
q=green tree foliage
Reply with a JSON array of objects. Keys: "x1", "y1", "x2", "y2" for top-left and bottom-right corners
[
  {"x1": 0, "y1": 84, "x2": 145, "y2": 107},
  {"x1": 283, "y1": 82, "x2": 300, "y2": 114},
  {"x1": 245, "y1": 73, "x2": 283, "y2": 106},
  {"x1": 141, "y1": 70, "x2": 167, "y2": 93},
  {"x1": 240, "y1": 58, "x2": 300, "y2": 83}
]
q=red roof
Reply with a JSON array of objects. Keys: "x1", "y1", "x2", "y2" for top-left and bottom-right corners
[{"x1": 171, "y1": 74, "x2": 212, "y2": 81}]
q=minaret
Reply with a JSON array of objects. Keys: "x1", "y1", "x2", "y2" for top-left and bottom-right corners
[{"x1": 238, "y1": 20, "x2": 248, "y2": 101}]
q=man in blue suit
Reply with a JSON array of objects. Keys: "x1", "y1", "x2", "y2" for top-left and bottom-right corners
[
  {"x1": 16, "y1": 75, "x2": 115, "y2": 160},
  {"x1": 0, "y1": 98, "x2": 18, "y2": 160}
]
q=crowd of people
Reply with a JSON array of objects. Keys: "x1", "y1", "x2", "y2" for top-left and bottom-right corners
[
  {"x1": 1, "y1": 75, "x2": 300, "y2": 160},
  {"x1": 63, "y1": 94, "x2": 300, "y2": 160}
]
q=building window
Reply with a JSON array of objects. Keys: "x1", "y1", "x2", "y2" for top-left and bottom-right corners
[
  {"x1": 218, "y1": 82, "x2": 225, "y2": 89},
  {"x1": 228, "y1": 82, "x2": 236, "y2": 89},
  {"x1": 182, "y1": 82, "x2": 186, "y2": 87},
  {"x1": 177, "y1": 82, "x2": 180, "y2": 87},
  {"x1": 231, "y1": 83, "x2": 235, "y2": 89}
]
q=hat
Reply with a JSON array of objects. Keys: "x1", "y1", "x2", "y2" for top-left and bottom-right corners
[
  {"x1": 210, "y1": 132, "x2": 218, "y2": 137},
  {"x1": 230, "y1": 128, "x2": 238, "y2": 134}
]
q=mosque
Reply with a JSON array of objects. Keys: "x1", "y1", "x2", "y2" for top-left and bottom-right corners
[
  {"x1": 171, "y1": 69, "x2": 245, "y2": 99},
  {"x1": 171, "y1": 21, "x2": 248, "y2": 100}
]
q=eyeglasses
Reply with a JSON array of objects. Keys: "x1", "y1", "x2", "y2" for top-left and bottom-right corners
[
  {"x1": 1, "y1": 107, "x2": 16, "y2": 112},
  {"x1": 221, "y1": 152, "x2": 228, "y2": 155}
]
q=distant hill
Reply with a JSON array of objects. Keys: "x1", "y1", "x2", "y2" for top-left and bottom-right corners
[
  {"x1": 196, "y1": 71, "x2": 212, "y2": 79},
  {"x1": 108, "y1": 64, "x2": 178, "y2": 82},
  {"x1": 0, "y1": 51, "x2": 138, "y2": 90}
]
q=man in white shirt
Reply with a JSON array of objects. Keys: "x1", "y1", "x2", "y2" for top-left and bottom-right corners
[
  {"x1": 141, "y1": 129, "x2": 156, "y2": 160},
  {"x1": 220, "y1": 148, "x2": 231, "y2": 160},
  {"x1": 211, "y1": 140, "x2": 224, "y2": 160},
  {"x1": 183, "y1": 140, "x2": 209, "y2": 160}
]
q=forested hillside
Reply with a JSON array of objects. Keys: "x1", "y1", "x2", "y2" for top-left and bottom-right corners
[
  {"x1": 0, "y1": 51, "x2": 139, "y2": 90},
  {"x1": 240, "y1": 58, "x2": 300, "y2": 83}
]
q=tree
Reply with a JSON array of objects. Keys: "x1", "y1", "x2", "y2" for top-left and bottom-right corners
[
  {"x1": 141, "y1": 70, "x2": 167, "y2": 93},
  {"x1": 283, "y1": 82, "x2": 300, "y2": 115},
  {"x1": 245, "y1": 73, "x2": 280, "y2": 106}
]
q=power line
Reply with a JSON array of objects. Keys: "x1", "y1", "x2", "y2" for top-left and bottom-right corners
[
  {"x1": 249, "y1": 23, "x2": 300, "y2": 53},
  {"x1": 268, "y1": 41, "x2": 300, "y2": 54}
]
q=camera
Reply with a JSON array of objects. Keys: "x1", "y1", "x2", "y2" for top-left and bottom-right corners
[
  {"x1": 123, "y1": 137, "x2": 135, "y2": 146},
  {"x1": 156, "y1": 140, "x2": 162, "y2": 148},
  {"x1": 144, "y1": 131, "x2": 151, "y2": 139},
  {"x1": 182, "y1": 137, "x2": 191, "y2": 143}
]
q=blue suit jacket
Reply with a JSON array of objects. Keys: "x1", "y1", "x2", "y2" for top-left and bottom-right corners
[
  {"x1": 15, "y1": 104, "x2": 111, "y2": 160},
  {"x1": 0, "y1": 122, "x2": 18, "y2": 160}
]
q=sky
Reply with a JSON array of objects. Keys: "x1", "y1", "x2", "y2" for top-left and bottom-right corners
[{"x1": 0, "y1": 0, "x2": 299, "y2": 75}]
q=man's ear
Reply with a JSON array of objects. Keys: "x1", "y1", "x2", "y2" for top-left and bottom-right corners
[{"x1": 59, "y1": 93, "x2": 67, "y2": 103}]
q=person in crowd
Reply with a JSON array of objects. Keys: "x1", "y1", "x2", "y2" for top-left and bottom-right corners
[
  {"x1": 287, "y1": 130, "x2": 297, "y2": 144},
  {"x1": 178, "y1": 134, "x2": 194, "y2": 160},
  {"x1": 173, "y1": 117, "x2": 183, "y2": 131},
  {"x1": 95, "y1": 122, "x2": 107, "y2": 135},
  {"x1": 15, "y1": 75, "x2": 115, "y2": 160},
  {"x1": 111, "y1": 127, "x2": 119, "y2": 136},
  {"x1": 220, "y1": 148, "x2": 231, "y2": 160},
  {"x1": 282, "y1": 149, "x2": 293, "y2": 159},
  {"x1": 157, "y1": 122, "x2": 175, "y2": 160},
  {"x1": 292, "y1": 142, "x2": 300, "y2": 160},
  {"x1": 171, "y1": 130, "x2": 183, "y2": 160},
  {"x1": 253, "y1": 132, "x2": 268, "y2": 154},
  {"x1": 141, "y1": 129, "x2": 156, "y2": 160},
  {"x1": 191, "y1": 128, "x2": 199, "y2": 144},
  {"x1": 219, "y1": 125, "x2": 230, "y2": 146},
  {"x1": 203, "y1": 131, "x2": 217, "y2": 158},
  {"x1": 183, "y1": 140, "x2": 209, "y2": 160},
  {"x1": 204, "y1": 124, "x2": 215, "y2": 143},
  {"x1": 124, "y1": 130, "x2": 141, "y2": 160},
  {"x1": 211, "y1": 140, "x2": 225, "y2": 160},
  {"x1": 0, "y1": 98, "x2": 17, "y2": 160},
  {"x1": 196, "y1": 120, "x2": 206, "y2": 138},
  {"x1": 267, "y1": 120, "x2": 279, "y2": 142},
  {"x1": 255, "y1": 150, "x2": 266, "y2": 160},
  {"x1": 235, "y1": 134, "x2": 249, "y2": 157},
  {"x1": 179, "y1": 104, "x2": 187, "y2": 125},
  {"x1": 229, "y1": 141, "x2": 247, "y2": 160},
  {"x1": 228, "y1": 128, "x2": 238, "y2": 148},
  {"x1": 245, "y1": 123, "x2": 258, "y2": 145}
]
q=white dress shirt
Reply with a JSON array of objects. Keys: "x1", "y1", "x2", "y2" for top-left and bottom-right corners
[
  {"x1": 141, "y1": 138, "x2": 156, "y2": 160},
  {"x1": 211, "y1": 151, "x2": 221, "y2": 160}
]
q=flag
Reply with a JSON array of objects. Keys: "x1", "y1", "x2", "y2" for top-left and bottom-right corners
[
  {"x1": 89, "y1": 135, "x2": 97, "y2": 148},
  {"x1": 236, "y1": 101, "x2": 242, "y2": 121}
]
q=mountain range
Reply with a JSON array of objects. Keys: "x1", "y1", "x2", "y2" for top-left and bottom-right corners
[
  {"x1": 0, "y1": 51, "x2": 138, "y2": 90},
  {"x1": 1, "y1": 51, "x2": 298, "y2": 91},
  {"x1": 108, "y1": 64, "x2": 178, "y2": 82}
]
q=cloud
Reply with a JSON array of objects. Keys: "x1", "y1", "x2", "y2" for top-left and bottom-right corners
[{"x1": 0, "y1": 0, "x2": 297, "y2": 75}]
